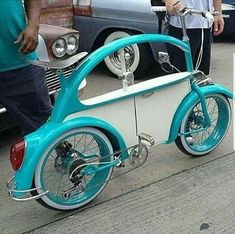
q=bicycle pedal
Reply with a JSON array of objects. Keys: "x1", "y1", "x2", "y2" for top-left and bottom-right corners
[
  {"x1": 139, "y1": 133, "x2": 155, "y2": 147},
  {"x1": 115, "y1": 161, "x2": 125, "y2": 168}
]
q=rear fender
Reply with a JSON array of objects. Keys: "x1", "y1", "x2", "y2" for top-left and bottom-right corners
[
  {"x1": 13, "y1": 117, "x2": 127, "y2": 194},
  {"x1": 167, "y1": 84, "x2": 233, "y2": 143}
]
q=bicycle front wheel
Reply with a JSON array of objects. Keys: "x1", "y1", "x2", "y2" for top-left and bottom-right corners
[
  {"x1": 33, "y1": 127, "x2": 114, "y2": 210},
  {"x1": 175, "y1": 94, "x2": 231, "y2": 156}
]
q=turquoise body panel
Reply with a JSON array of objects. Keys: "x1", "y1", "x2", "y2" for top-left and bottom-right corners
[
  {"x1": 51, "y1": 34, "x2": 193, "y2": 123},
  {"x1": 14, "y1": 117, "x2": 127, "y2": 192},
  {"x1": 166, "y1": 84, "x2": 233, "y2": 144}
]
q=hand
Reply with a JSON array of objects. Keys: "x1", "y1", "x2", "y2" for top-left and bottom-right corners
[
  {"x1": 15, "y1": 25, "x2": 39, "y2": 54},
  {"x1": 165, "y1": 0, "x2": 183, "y2": 16},
  {"x1": 213, "y1": 15, "x2": 224, "y2": 36}
]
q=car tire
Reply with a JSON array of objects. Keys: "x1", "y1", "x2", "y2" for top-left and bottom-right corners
[{"x1": 103, "y1": 31, "x2": 153, "y2": 79}]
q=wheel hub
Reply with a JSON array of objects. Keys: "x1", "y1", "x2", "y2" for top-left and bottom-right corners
[
  {"x1": 189, "y1": 111, "x2": 205, "y2": 130},
  {"x1": 69, "y1": 159, "x2": 86, "y2": 184}
]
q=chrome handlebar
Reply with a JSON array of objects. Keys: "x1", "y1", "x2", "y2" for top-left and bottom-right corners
[{"x1": 151, "y1": 6, "x2": 230, "y2": 19}]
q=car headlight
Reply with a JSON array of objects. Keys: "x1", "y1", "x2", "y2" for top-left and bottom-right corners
[
  {"x1": 67, "y1": 35, "x2": 79, "y2": 55},
  {"x1": 52, "y1": 33, "x2": 80, "y2": 58},
  {"x1": 52, "y1": 38, "x2": 67, "y2": 58}
]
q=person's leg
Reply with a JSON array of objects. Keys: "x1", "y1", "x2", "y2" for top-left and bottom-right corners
[
  {"x1": 188, "y1": 28, "x2": 212, "y2": 75},
  {"x1": 197, "y1": 29, "x2": 212, "y2": 75},
  {"x1": 0, "y1": 65, "x2": 52, "y2": 135},
  {"x1": 167, "y1": 25, "x2": 187, "y2": 72},
  {"x1": 168, "y1": 26, "x2": 212, "y2": 75}
]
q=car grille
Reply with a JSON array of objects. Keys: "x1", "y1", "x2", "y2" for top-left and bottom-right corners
[
  {"x1": 0, "y1": 112, "x2": 16, "y2": 132},
  {"x1": 0, "y1": 66, "x2": 74, "y2": 132},
  {"x1": 46, "y1": 66, "x2": 74, "y2": 94}
]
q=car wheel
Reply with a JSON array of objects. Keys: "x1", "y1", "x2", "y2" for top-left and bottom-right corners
[{"x1": 103, "y1": 31, "x2": 153, "y2": 79}]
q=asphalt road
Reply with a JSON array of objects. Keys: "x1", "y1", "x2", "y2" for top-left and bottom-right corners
[{"x1": 0, "y1": 39, "x2": 234, "y2": 234}]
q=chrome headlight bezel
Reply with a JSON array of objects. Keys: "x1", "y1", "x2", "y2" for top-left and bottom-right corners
[
  {"x1": 52, "y1": 38, "x2": 67, "y2": 58},
  {"x1": 52, "y1": 33, "x2": 80, "y2": 58},
  {"x1": 67, "y1": 35, "x2": 79, "y2": 55}
]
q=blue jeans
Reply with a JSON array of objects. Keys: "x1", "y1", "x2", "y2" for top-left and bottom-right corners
[
  {"x1": 0, "y1": 65, "x2": 52, "y2": 135},
  {"x1": 167, "y1": 25, "x2": 212, "y2": 75}
]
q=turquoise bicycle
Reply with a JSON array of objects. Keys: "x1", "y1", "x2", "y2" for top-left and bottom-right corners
[{"x1": 7, "y1": 7, "x2": 232, "y2": 210}]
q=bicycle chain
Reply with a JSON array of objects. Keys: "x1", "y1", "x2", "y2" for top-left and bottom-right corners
[{"x1": 61, "y1": 144, "x2": 149, "y2": 198}]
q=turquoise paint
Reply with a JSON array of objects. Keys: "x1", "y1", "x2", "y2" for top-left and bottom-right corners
[
  {"x1": 13, "y1": 117, "x2": 127, "y2": 195},
  {"x1": 166, "y1": 84, "x2": 233, "y2": 144},
  {"x1": 183, "y1": 96, "x2": 230, "y2": 153},
  {"x1": 39, "y1": 129, "x2": 113, "y2": 206},
  {"x1": 191, "y1": 82, "x2": 211, "y2": 126}
]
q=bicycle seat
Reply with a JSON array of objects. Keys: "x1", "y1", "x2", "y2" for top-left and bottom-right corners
[{"x1": 29, "y1": 52, "x2": 88, "y2": 69}]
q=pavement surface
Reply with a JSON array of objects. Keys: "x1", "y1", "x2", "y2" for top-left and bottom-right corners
[
  {"x1": 0, "y1": 39, "x2": 234, "y2": 234},
  {"x1": 29, "y1": 151, "x2": 235, "y2": 234}
]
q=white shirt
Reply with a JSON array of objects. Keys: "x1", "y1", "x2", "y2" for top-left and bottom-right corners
[{"x1": 169, "y1": 0, "x2": 214, "y2": 28}]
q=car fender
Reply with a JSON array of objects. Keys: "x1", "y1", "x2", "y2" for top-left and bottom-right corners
[
  {"x1": 35, "y1": 34, "x2": 50, "y2": 62},
  {"x1": 167, "y1": 84, "x2": 233, "y2": 143},
  {"x1": 14, "y1": 117, "x2": 127, "y2": 194},
  {"x1": 92, "y1": 25, "x2": 166, "y2": 59}
]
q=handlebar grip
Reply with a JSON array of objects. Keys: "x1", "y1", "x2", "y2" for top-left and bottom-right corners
[{"x1": 204, "y1": 11, "x2": 214, "y2": 25}]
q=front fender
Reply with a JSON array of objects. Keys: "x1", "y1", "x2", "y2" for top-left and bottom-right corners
[
  {"x1": 14, "y1": 117, "x2": 127, "y2": 193},
  {"x1": 167, "y1": 84, "x2": 233, "y2": 143}
]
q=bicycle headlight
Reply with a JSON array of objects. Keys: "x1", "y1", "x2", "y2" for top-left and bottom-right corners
[
  {"x1": 67, "y1": 35, "x2": 79, "y2": 55},
  {"x1": 52, "y1": 38, "x2": 67, "y2": 58}
]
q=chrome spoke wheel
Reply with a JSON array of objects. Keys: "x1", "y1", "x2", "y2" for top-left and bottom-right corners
[
  {"x1": 175, "y1": 94, "x2": 231, "y2": 156},
  {"x1": 33, "y1": 127, "x2": 113, "y2": 210}
]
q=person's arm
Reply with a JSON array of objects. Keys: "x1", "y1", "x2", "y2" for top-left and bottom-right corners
[
  {"x1": 213, "y1": 0, "x2": 224, "y2": 36},
  {"x1": 164, "y1": 0, "x2": 182, "y2": 15},
  {"x1": 15, "y1": 0, "x2": 41, "y2": 54}
]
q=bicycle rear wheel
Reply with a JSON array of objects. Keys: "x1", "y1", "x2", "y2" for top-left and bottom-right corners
[{"x1": 33, "y1": 127, "x2": 114, "y2": 210}]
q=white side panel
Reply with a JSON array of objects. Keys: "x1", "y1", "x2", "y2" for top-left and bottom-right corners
[
  {"x1": 82, "y1": 72, "x2": 191, "y2": 106},
  {"x1": 65, "y1": 72, "x2": 191, "y2": 148},
  {"x1": 65, "y1": 98, "x2": 138, "y2": 147},
  {"x1": 135, "y1": 80, "x2": 190, "y2": 143}
]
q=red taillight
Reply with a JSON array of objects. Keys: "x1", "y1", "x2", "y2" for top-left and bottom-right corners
[{"x1": 10, "y1": 139, "x2": 25, "y2": 171}]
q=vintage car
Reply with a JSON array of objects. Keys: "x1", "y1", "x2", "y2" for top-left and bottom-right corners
[
  {"x1": 73, "y1": 0, "x2": 166, "y2": 78},
  {"x1": 0, "y1": 24, "x2": 82, "y2": 133},
  {"x1": 222, "y1": 0, "x2": 235, "y2": 35}
]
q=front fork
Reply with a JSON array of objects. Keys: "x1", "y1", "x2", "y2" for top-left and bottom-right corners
[{"x1": 191, "y1": 82, "x2": 211, "y2": 127}]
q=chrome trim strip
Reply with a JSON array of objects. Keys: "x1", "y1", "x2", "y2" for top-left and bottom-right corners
[{"x1": 7, "y1": 176, "x2": 49, "y2": 202}]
